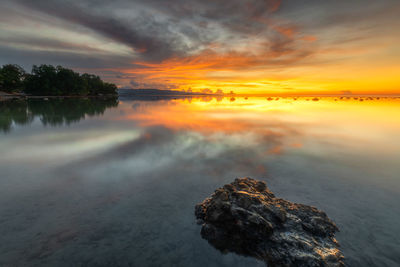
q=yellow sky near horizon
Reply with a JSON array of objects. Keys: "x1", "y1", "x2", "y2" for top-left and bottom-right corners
[
  {"x1": 1, "y1": 0, "x2": 399, "y2": 95},
  {"x1": 120, "y1": 34, "x2": 400, "y2": 95}
]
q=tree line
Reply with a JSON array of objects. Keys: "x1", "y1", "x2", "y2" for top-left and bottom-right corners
[{"x1": 0, "y1": 64, "x2": 118, "y2": 96}]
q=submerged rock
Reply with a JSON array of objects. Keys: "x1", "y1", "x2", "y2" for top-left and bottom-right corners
[{"x1": 195, "y1": 177, "x2": 344, "y2": 266}]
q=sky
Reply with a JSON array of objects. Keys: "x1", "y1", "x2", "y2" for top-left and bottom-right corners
[{"x1": 0, "y1": 0, "x2": 399, "y2": 95}]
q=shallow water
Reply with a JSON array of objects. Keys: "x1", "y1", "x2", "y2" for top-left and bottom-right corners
[{"x1": 0, "y1": 96, "x2": 399, "y2": 266}]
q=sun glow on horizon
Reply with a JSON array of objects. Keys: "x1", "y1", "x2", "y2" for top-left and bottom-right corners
[
  {"x1": 115, "y1": 96, "x2": 400, "y2": 161},
  {"x1": 117, "y1": 44, "x2": 400, "y2": 95},
  {"x1": 1, "y1": 0, "x2": 399, "y2": 95}
]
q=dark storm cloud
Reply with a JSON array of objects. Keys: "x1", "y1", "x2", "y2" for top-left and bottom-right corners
[
  {"x1": 0, "y1": 35, "x2": 105, "y2": 54},
  {"x1": 9, "y1": 0, "x2": 304, "y2": 64},
  {"x1": 0, "y1": 45, "x2": 135, "y2": 70},
  {"x1": 278, "y1": 0, "x2": 400, "y2": 32},
  {"x1": 1, "y1": 0, "x2": 398, "y2": 90},
  {"x1": 4, "y1": 0, "x2": 399, "y2": 59},
  {"x1": 12, "y1": 0, "x2": 185, "y2": 61}
]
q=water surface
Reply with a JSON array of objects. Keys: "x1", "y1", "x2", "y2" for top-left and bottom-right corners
[{"x1": 0, "y1": 96, "x2": 399, "y2": 266}]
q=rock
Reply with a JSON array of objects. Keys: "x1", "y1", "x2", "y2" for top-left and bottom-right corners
[{"x1": 195, "y1": 177, "x2": 344, "y2": 267}]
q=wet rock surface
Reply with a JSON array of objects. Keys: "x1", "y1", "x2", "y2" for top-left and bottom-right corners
[{"x1": 195, "y1": 177, "x2": 344, "y2": 266}]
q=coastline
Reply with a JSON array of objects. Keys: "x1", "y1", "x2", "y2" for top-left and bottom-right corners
[
  {"x1": 2, "y1": 90, "x2": 399, "y2": 102},
  {"x1": 0, "y1": 91, "x2": 118, "y2": 101}
]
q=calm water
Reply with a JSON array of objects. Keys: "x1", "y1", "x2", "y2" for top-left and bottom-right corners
[{"x1": 0, "y1": 96, "x2": 399, "y2": 266}]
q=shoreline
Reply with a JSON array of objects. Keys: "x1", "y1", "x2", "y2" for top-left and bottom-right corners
[
  {"x1": 0, "y1": 92, "x2": 118, "y2": 101},
  {"x1": 1, "y1": 91, "x2": 399, "y2": 102}
]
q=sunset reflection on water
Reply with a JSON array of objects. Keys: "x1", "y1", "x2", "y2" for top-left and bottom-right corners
[
  {"x1": 0, "y1": 96, "x2": 399, "y2": 266},
  {"x1": 118, "y1": 97, "x2": 400, "y2": 169}
]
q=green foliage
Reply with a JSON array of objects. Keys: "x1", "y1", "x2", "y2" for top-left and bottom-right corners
[
  {"x1": 0, "y1": 64, "x2": 26, "y2": 93},
  {"x1": 81, "y1": 73, "x2": 118, "y2": 96},
  {"x1": 0, "y1": 99, "x2": 33, "y2": 132},
  {"x1": 0, "y1": 64, "x2": 117, "y2": 96},
  {"x1": 0, "y1": 97, "x2": 118, "y2": 132}
]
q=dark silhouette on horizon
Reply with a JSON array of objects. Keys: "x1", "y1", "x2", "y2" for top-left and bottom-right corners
[{"x1": 0, "y1": 64, "x2": 117, "y2": 96}]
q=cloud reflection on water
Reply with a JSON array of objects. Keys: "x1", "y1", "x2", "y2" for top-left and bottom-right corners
[{"x1": 0, "y1": 97, "x2": 400, "y2": 266}]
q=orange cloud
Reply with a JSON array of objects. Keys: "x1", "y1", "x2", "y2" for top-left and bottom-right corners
[
  {"x1": 108, "y1": 0, "x2": 399, "y2": 96},
  {"x1": 116, "y1": 36, "x2": 316, "y2": 93}
]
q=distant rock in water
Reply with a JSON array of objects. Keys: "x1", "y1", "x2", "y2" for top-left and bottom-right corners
[{"x1": 195, "y1": 177, "x2": 344, "y2": 266}]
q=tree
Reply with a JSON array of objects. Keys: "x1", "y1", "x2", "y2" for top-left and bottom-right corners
[
  {"x1": 0, "y1": 64, "x2": 25, "y2": 93},
  {"x1": 55, "y1": 66, "x2": 87, "y2": 95},
  {"x1": 2, "y1": 63, "x2": 117, "y2": 96},
  {"x1": 81, "y1": 73, "x2": 103, "y2": 95},
  {"x1": 24, "y1": 65, "x2": 58, "y2": 95},
  {"x1": 81, "y1": 73, "x2": 118, "y2": 96},
  {"x1": 0, "y1": 72, "x2": 3, "y2": 89}
]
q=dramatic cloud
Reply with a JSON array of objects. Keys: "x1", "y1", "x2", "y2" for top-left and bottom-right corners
[
  {"x1": 11, "y1": 0, "x2": 185, "y2": 61},
  {"x1": 0, "y1": 0, "x2": 399, "y2": 94}
]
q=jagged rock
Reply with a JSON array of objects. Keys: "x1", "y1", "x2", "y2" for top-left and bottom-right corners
[{"x1": 195, "y1": 177, "x2": 344, "y2": 267}]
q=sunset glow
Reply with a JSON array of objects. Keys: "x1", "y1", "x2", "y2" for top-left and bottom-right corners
[
  {"x1": 1, "y1": 0, "x2": 399, "y2": 94},
  {"x1": 2, "y1": 1, "x2": 400, "y2": 265},
  {"x1": 119, "y1": 97, "x2": 400, "y2": 149}
]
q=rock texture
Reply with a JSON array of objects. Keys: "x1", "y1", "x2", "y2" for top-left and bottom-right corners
[{"x1": 195, "y1": 177, "x2": 344, "y2": 266}]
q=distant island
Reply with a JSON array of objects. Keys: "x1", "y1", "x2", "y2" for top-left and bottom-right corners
[{"x1": 0, "y1": 64, "x2": 117, "y2": 97}]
